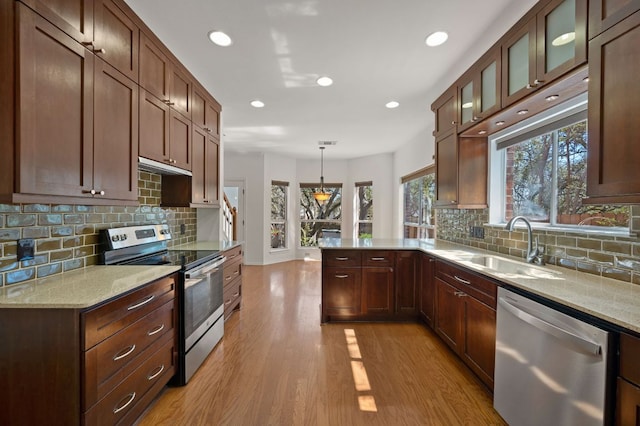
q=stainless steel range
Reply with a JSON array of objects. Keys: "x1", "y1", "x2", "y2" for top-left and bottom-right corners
[{"x1": 101, "y1": 224, "x2": 225, "y2": 385}]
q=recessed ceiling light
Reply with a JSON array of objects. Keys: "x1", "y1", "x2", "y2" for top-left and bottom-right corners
[
  {"x1": 250, "y1": 100, "x2": 265, "y2": 108},
  {"x1": 517, "y1": 109, "x2": 529, "y2": 115},
  {"x1": 496, "y1": 121, "x2": 505, "y2": 126},
  {"x1": 461, "y1": 102, "x2": 473, "y2": 109},
  {"x1": 552, "y1": 32, "x2": 575, "y2": 46},
  {"x1": 545, "y1": 95, "x2": 559, "y2": 101},
  {"x1": 207, "y1": 30, "x2": 232, "y2": 47},
  {"x1": 385, "y1": 101, "x2": 400, "y2": 109},
  {"x1": 425, "y1": 31, "x2": 448, "y2": 47},
  {"x1": 316, "y1": 76, "x2": 333, "y2": 87}
]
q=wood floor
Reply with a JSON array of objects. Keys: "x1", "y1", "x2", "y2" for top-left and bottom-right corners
[{"x1": 138, "y1": 260, "x2": 506, "y2": 426}]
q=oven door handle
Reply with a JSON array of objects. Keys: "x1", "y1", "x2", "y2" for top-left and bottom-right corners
[
  {"x1": 184, "y1": 278, "x2": 205, "y2": 290},
  {"x1": 186, "y1": 256, "x2": 227, "y2": 278}
]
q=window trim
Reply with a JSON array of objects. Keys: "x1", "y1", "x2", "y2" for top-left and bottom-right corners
[
  {"x1": 402, "y1": 166, "x2": 436, "y2": 239},
  {"x1": 270, "y1": 181, "x2": 288, "y2": 250},
  {"x1": 298, "y1": 183, "x2": 343, "y2": 248},
  {"x1": 355, "y1": 181, "x2": 373, "y2": 238}
]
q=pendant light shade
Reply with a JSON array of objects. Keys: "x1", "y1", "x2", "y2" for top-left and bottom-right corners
[{"x1": 313, "y1": 147, "x2": 331, "y2": 203}]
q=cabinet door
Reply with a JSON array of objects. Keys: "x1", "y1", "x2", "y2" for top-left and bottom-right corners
[
  {"x1": 477, "y1": 48, "x2": 501, "y2": 119},
  {"x1": 586, "y1": 11, "x2": 640, "y2": 203},
  {"x1": 190, "y1": 126, "x2": 207, "y2": 205},
  {"x1": 93, "y1": 58, "x2": 138, "y2": 201},
  {"x1": 322, "y1": 268, "x2": 361, "y2": 319},
  {"x1": 537, "y1": 0, "x2": 587, "y2": 84},
  {"x1": 16, "y1": 4, "x2": 94, "y2": 198},
  {"x1": 170, "y1": 64, "x2": 192, "y2": 119},
  {"x1": 617, "y1": 378, "x2": 640, "y2": 425},
  {"x1": 205, "y1": 136, "x2": 220, "y2": 205},
  {"x1": 502, "y1": 17, "x2": 537, "y2": 107},
  {"x1": 462, "y1": 297, "x2": 496, "y2": 389},
  {"x1": 419, "y1": 255, "x2": 436, "y2": 328},
  {"x1": 395, "y1": 251, "x2": 418, "y2": 315},
  {"x1": 361, "y1": 267, "x2": 394, "y2": 315},
  {"x1": 205, "y1": 101, "x2": 221, "y2": 138},
  {"x1": 431, "y1": 86, "x2": 457, "y2": 138},
  {"x1": 191, "y1": 87, "x2": 207, "y2": 130},
  {"x1": 20, "y1": 0, "x2": 93, "y2": 44},
  {"x1": 457, "y1": 137, "x2": 488, "y2": 208},
  {"x1": 139, "y1": 89, "x2": 170, "y2": 163},
  {"x1": 93, "y1": 0, "x2": 139, "y2": 82},
  {"x1": 169, "y1": 110, "x2": 192, "y2": 170},
  {"x1": 459, "y1": 78, "x2": 475, "y2": 129},
  {"x1": 435, "y1": 278, "x2": 463, "y2": 353},
  {"x1": 435, "y1": 132, "x2": 458, "y2": 207},
  {"x1": 139, "y1": 32, "x2": 171, "y2": 101},
  {"x1": 589, "y1": 0, "x2": 640, "y2": 38}
]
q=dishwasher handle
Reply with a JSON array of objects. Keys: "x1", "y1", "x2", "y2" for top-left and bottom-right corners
[{"x1": 498, "y1": 296, "x2": 602, "y2": 356}]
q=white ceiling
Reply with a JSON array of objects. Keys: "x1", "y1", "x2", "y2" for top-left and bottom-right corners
[{"x1": 125, "y1": 0, "x2": 537, "y2": 160}]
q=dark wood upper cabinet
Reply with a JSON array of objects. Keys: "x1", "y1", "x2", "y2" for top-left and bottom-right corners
[
  {"x1": 502, "y1": 0, "x2": 587, "y2": 107},
  {"x1": 15, "y1": 4, "x2": 95, "y2": 199},
  {"x1": 431, "y1": 86, "x2": 458, "y2": 138},
  {"x1": 193, "y1": 84, "x2": 222, "y2": 137},
  {"x1": 589, "y1": 0, "x2": 640, "y2": 38},
  {"x1": 170, "y1": 63, "x2": 192, "y2": 119},
  {"x1": 435, "y1": 132, "x2": 458, "y2": 207},
  {"x1": 585, "y1": 10, "x2": 640, "y2": 204},
  {"x1": 139, "y1": 89, "x2": 170, "y2": 162},
  {"x1": 93, "y1": 0, "x2": 139, "y2": 81},
  {"x1": 19, "y1": 0, "x2": 94, "y2": 44},
  {"x1": 140, "y1": 31, "x2": 171, "y2": 101},
  {"x1": 458, "y1": 47, "x2": 502, "y2": 132}
]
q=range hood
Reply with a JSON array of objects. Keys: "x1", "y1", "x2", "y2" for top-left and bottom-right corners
[{"x1": 138, "y1": 157, "x2": 192, "y2": 176}]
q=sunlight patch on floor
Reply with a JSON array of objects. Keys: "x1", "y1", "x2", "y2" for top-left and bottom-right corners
[{"x1": 344, "y1": 329, "x2": 378, "y2": 413}]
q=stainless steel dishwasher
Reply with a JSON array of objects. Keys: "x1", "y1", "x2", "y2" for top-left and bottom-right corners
[{"x1": 494, "y1": 287, "x2": 610, "y2": 426}]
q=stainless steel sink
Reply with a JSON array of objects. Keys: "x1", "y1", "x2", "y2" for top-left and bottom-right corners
[{"x1": 460, "y1": 255, "x2": 561, "y2": 279}]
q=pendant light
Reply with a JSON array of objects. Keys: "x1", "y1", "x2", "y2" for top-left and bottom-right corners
[{"x1": 313, "y1": 147, "x2": 331, "y2": 203}]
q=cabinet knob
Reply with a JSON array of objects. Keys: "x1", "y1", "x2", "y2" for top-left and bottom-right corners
[
  {"x1": 204, "y1": 127, "x2": 212, "y2": 133},
  {"x1": 93, "y1": 48, "x2": 106, "y2": 54},
  {"x1": 98, "y1": 190, "x2": 105, "y2": 196},
  {"x1": 471, "y1": 116, "x2": 481, "y2": 122},
  {"x1": 163, "y1": 100, "x2": 175, "y2": 106},
  {"x1": 450, "y1": 200, "x2": 456, "y2": 204},
  {"x1": 451, "y1": 120, "x2": 457, "y2": 125},
  {"x1": 83, "y1": 189, "x2": 96, "y2": 195}
]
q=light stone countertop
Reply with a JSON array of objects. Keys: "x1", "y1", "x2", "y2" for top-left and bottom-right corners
[
  {"x1": 0, "y1": 265, "x2": 181, "y2": 309},
  {"x1": 319, "y1": 238, "x2": 640, "y2": 334},
  {"x1": 172, "y1": 240, "x2": 242, "y2": 252}
]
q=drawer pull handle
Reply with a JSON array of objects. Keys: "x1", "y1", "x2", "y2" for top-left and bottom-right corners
[
  {"x1": 226, "y1": 275, "x2": 232, "y2": 281},
  {"x1": 335, "y1": 274, "x2": 349, "y2": 279},
  {"x1": 127, "y1": 295, "x2": 155, "y2": 311},
  {"x1": 147, "y1": 364, "x2": 165, "y2": 381},
  {"x1": 454, "y1": 291, "x2": 467, "y2": 298},
  {"x1": 232, "y1": 292, "x2": 240, "y2": 297},
  {"x1": 370, "y1": 257, "x2": 386, "y2": 261},
  {"x1": 225, "y1": 300, "x2": 232, "y2": 306},
  {"x1": 113, "y1": 344, "x2": 136, "y2": 361},
  {"x1": 453, "y1": 275, "x2": 471, "y2": 285},
  {"x1": 335, "y1": 257, "x2": 349, "y2": 261},
  {"x1": 147, "y1": 324, "x2": 165, "y2": 336},
  {"x1": 113, "y1": 392, "x2": 136, "y2": 414}
]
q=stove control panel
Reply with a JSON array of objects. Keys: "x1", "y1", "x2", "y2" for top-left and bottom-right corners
[{"x1": 104, "y1": 224, "x2": 172, "y2": 250}]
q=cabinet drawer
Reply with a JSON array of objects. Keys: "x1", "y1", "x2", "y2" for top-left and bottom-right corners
[
  {"x1": 83, "y1": 274, "x2": 176, "y2": 350},
  {"x1": 84, "y1": 300, "x2": 174, "y2": 404},
  {"x1": 436, "y1": 261, "x2": 497, "y2": 309},
  {"x1": 323, "y1": 250, "x2": 362, "y2": 267},
  {"x1": 223, "y1": 258, "x2": 242, "y2": 286},
  {"x1": 362, "y1": 250, "x2": 395, "y2": 267},
  {"x1": 223, "y1": 278, "x2": 241, "y2": 319},
  {"x1": 223, "y1": 245, "x2": 242, "y2": 262},
  {"x1": 620, "y1": 333, "x2": 640, "y2": 385},
  {"x1": 84, "y1": 333, "x2": 175, "y2": 426}
]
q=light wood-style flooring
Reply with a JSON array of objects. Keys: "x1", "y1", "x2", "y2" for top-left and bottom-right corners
[{"x1": 138, "y1": 260, "x2": 506, "y2": 426}]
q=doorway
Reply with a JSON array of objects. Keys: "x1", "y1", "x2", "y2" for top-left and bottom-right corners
[{"x1": 224, "y1": 179, "x2": 245, "y2": 243}]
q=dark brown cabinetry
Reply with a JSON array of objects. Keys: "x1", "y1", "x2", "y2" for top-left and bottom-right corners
[
  {"x1": 222, "y1": 245, "x2": 243, "y2": 320},
  {"x1": 585, "y1": 10, "x2": 640, "y2": 204},
  {"x1": 322, "y1": 250, "x2": 363, "y2": 321},
  {"x1": 457, "y1": 47, "x2": 501, "y2": 132},
  {"x1": 502, "y1": 0, "x2": 587, "y2": 107},
  {"x1": 0, "y1": 273, "x2": 177, "y2": 426},
  {"x1": 10, "y1": 4, "x2": 137, "y2": 204},
  {"x1": 419, "y1": 254, "x2": 436, "y2": 328},
  {"x1": 395, "y1": 251, "x2": 418, "y2": 316},
  {"x1": 617, "y1": 333, "x2": 640, "y2": 425},
  {"x1": 434, "y1": 260, "x2": 497, "y2": 390},
  {"x1": 431, "y1": 86, "x2": 458, "y2": 138},
  {"x1": 361, "y1": 251, "x2": 395, "y2": 316},
  {"x1": 434, "y1": 134, "x2": 488, "y2": 208},
  {"x1": 589, "y1": 0, "x2": 640, "y2": 38}
]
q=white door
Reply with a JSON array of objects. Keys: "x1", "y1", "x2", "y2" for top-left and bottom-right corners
[{"x1": 224, "y1": 179, "x2": 245, "y2": 243}]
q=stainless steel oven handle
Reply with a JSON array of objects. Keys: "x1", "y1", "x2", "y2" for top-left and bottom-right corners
[
  {"x1": 498, "y1": 297, "x2": 601, "y2": 356},
  {"x1": 187, "y1": 256, "x2": 227, "y2": 278},
  {"x1": 184, "y1": 278, "x2": 205, "y2": 290}
]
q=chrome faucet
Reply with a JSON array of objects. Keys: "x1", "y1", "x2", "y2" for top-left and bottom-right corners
[{"x1": 505, "y1": 216, "x2": 544, "y2": 265}]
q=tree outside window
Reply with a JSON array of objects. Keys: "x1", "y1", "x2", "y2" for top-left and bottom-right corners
[
  {"x1": 403, "y1": 167, "x2": 436, "y2": 239},
  {"x1": 504, "y1": 118, "x2": 629, "y2": 228},
  {"x1": 355, "y1": 181, "x2": 373, "y2": 238},
  {"x1": 299, "y1": 183, "x2": 342, "y2": 247},
  {"x1": 270, "y1": 181, "x2": 288, "y2": 249}
]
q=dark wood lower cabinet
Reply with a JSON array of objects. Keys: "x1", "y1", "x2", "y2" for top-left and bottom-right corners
[
  {"x1": 322, "y1": 267, "x2": 362, "y2": 321},
  {"x1": 419, "y1": 254, "x2": 436, "y2": 328},
  {"x1": 361, "y1": 267, "x2": 394, "y2": 316},
  {"x1": 463, "y1": 295, "x2": 496, "y2": 388},
  {"x1": 435, "y1": 278, "x2": 463, "y2": 352},
  {"x1": 617, "y1": 333, "x2": 640, "y2": 425},
  {"x1": 395, "y1": 251, "x2": 419, "y2": 316}
]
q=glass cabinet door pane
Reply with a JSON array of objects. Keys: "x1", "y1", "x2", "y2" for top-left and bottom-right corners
[
  {"x1": 461, "y1": 81, "x2": 473, "y2": 124},
  {"x1": 545, "y1": 0, "x2": 576, "y2": 72},
  {"x1": 508, "y1": 34, "x2": 529, "y2": 95},
  {"x1": 481, "y1": 61, "x2": 497, "y2": 112}
]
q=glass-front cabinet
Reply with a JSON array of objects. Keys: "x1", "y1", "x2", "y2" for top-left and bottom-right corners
[
  {"x1": 502, "y1": 0, "x2": 587, "y2": 107},
  {"x1": 457, "y1": 47, "x2": 501, "y2": 131}
]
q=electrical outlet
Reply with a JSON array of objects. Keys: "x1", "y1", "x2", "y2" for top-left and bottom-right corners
[
  {"x1": 470, "y1": 226, "x2": 485, "y2": 239},
  {"x1": 180, "y1": 223, "x2": 186, "y2": 235},
  {"x1": 17, "y1": 238, "x2": 35, "y2": 261}
]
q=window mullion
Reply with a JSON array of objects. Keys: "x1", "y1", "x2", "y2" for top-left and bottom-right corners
[{"x1": 551, "y1": 130, "x2": 559, "y2": 226}]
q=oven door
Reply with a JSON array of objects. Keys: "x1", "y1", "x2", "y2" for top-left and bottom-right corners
[{"x1": 183, "y1": 256, "x2": 225, "y2": 350}]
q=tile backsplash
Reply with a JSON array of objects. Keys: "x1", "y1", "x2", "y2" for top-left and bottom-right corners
[
  {"x1": 436, "y1": 207, "x2": 640, "y2": 285},
  {"x1": 0, "y1": 171, "x2": 197, "y2": 287}
]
